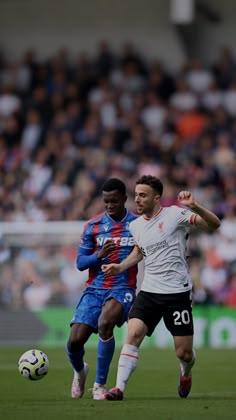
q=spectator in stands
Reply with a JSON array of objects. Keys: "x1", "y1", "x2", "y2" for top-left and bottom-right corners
[
  {"x1": 224, "y1": 273, "x2": 236, "y2": 307},
  {"x1": 0, "y1": 42, "x2": 235, "y2": 310}
]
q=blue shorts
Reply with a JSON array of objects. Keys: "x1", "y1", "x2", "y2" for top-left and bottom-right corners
[{"x1": 70, "y1": 287, "x2": 136, "y2": 332}]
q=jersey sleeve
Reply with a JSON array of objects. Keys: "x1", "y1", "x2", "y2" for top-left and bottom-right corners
[
  {"x1": 77, "y1": 222, "x2": 100, "y2": 270},
  {"x1": 172, "y1": 205, "x2": 196, "y2": 226},
  {"x1": 76, "y1": 245, "x2": 99, "y2": 270},
  {"x1": 80, "y1": 222, "x2": 94, "y2": 250}
]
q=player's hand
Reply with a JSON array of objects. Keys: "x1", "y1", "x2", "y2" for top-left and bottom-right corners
[
  {"x1": 101, "y1": 263, "x2": 121, "y2": 275},
  {"x1": 98, "y1": 240, "x2": 117, "y2": 259},
  {"x1": 177, "y1": 191, "x2": 195, "y2": 209}
]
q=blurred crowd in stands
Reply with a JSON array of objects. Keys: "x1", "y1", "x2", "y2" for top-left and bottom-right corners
[{"x1": 0, "y1": 41, "x2": 236, "y2": 310}]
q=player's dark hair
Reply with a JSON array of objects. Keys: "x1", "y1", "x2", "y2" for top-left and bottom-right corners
[
  {"x1": 136, "y1": 175, "x2": 163, "y2": 196},
  {"x1": 102, "y1": 178, "x2": 126, "y2": 195}
]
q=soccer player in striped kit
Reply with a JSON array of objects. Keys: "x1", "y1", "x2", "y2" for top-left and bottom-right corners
[
  {"x1": 66, "y1": 178, "x2": 138, "y2": 400},
  {"x1": 102, "y1": 175, "x2": 221, "y2": 400}
]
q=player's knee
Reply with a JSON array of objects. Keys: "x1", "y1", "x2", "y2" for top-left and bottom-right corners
[
  {"x1": 67, "y1": 337, "x2": 76, "y2": 352},
  {"x1": 67, "y1": 335, "x2": 85, "y2": 352},
  {"x1": 98, "y1": 318, "x2": 114, "y2": 339},
  {"x1": 126, "y1": 330, "x2": 143, "y2": 346},
  {"x1": 176, "y1": 347, "x2": 193, "y2": 362}
]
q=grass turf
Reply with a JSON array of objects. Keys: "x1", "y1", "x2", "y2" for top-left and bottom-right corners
[{"x1": 0, "y1": 347, "x2": 235, "y2": 420}]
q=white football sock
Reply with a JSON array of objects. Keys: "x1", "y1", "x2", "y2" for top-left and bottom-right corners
[
  {"x1": 116, "y1": 343, "x2": 139, "y2": 392},
  {"x1": 180, "y1": 349, "x2": 196, "y2": 377},
  {"x1": 75, "y1": 365, "x2": 86, "y2": 386}
]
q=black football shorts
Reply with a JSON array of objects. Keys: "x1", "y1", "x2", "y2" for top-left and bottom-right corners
[{"x1": 129, "y1": 290, "x2": 194, "y2": 336}]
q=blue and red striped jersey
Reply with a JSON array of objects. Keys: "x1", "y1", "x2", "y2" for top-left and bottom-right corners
[{"x1": 78, "y1": 210, "x2": 138, "y2": 290}]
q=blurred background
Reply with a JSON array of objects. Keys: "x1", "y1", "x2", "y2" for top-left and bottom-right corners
[{"x1": 0, "y1": 0, "x2": 235, "y2": 348}]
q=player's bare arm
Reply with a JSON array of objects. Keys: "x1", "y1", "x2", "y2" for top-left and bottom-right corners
[
  {"x1": 102, "y1": 245, "x2": 143, "y2": 275},
  {"x1": 178, "y1": 191, "x2": 221, "y2": 231}
]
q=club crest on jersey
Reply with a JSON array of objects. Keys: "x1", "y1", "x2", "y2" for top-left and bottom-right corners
[
  {"x1": 125, "y1": 222, "x2": 130, "y2": 230},
  {"x1": 104, "y1": 224, "x2": 110, "y2": 232},
  {"x1": 158, "y1": 221, "x2": 164, "y2": 233}
]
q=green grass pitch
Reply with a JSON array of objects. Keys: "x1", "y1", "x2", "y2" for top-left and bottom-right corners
[{"x1": 0, "y1": 347, "x2": 235, "y2": 420}]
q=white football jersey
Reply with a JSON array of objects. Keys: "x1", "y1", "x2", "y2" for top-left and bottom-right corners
[{"x1": 129, "y1": 206, "x2": 196, "y2": 294}]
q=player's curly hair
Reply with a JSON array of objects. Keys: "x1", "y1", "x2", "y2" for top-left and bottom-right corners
[
  {"x1": 136, "y1": 175, "x2": 163, "y2": 196},
  {"x1": 102, "y1": 178, "x2": 126, "y2": 195}
]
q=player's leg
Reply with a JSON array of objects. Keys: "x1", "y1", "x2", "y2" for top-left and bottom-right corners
[
  {"x1": 163, "y1": 292, "x2": 195, "y2": 398},
  {"x1": 105, "y1": 290, "x2": 157, "y2": 401},
  {"x1": 67, "y1": 289, "x2": 101, "y2": 398},
  {"x1": 174, "y1": 335, "x2": 195, "y2": 398},
  {"x1": 67, "y1": 322, "x2": 92, "y2": 398},
  {"x1": 93, "y1": 298, "x2": 122, "y2": 400},
  {"x1": 105, "y1": 317, "x2": 147, "y2": 400},
  {"x1": 174, "y1": 335, "x2": 195, "y2": 375},
  {"x1": 93, "y1": 289, "x2": 136, "y2": 400}
]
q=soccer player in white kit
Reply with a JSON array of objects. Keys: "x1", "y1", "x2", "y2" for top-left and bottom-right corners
[{"x1": 102, "y1": 175, "x2": 221, "y2": 400}]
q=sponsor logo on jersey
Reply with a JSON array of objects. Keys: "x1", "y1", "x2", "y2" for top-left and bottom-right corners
[
  {"x1": 143, "y1": 239, "x2": 169, "y2": 256},
  {"x1": 96, "y1": 237, "x2": 135, "y2": 246}
]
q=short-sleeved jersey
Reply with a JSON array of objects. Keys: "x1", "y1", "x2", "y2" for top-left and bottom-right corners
[
  {"x1": 79, "y1": 210, "x2": 138, "y2": 290},
  {"x1": 129, "y1": 205, "x2": 196, "y2": 294}
]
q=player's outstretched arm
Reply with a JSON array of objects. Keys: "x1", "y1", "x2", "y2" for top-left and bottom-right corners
[
  {"x1": 102, "y1": 245, "x2": 143, "y2": 275},
  {"x1": 178, "y1": 191, "x2": 221, "y2": 231},
  {"x1": 77, "y1": 240, "x2": 117, "y2": 271}
]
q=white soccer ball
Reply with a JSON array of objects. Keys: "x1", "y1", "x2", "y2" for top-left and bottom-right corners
[{"x1": 18, "y1": 349, "x2": 49, "y2": 381}]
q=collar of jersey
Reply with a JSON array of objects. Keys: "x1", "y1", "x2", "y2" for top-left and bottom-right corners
[
  {"x1": 106, "y1": 209, "x2": 128, "y2": 222},
  {"x1": 143, "y1": 207, "x2": 163, "y2": 221}
]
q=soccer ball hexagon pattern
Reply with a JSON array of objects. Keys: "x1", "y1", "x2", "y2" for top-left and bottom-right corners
[{"x1": 18, "y1": 349, "x2": 49, "y2": 380}]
